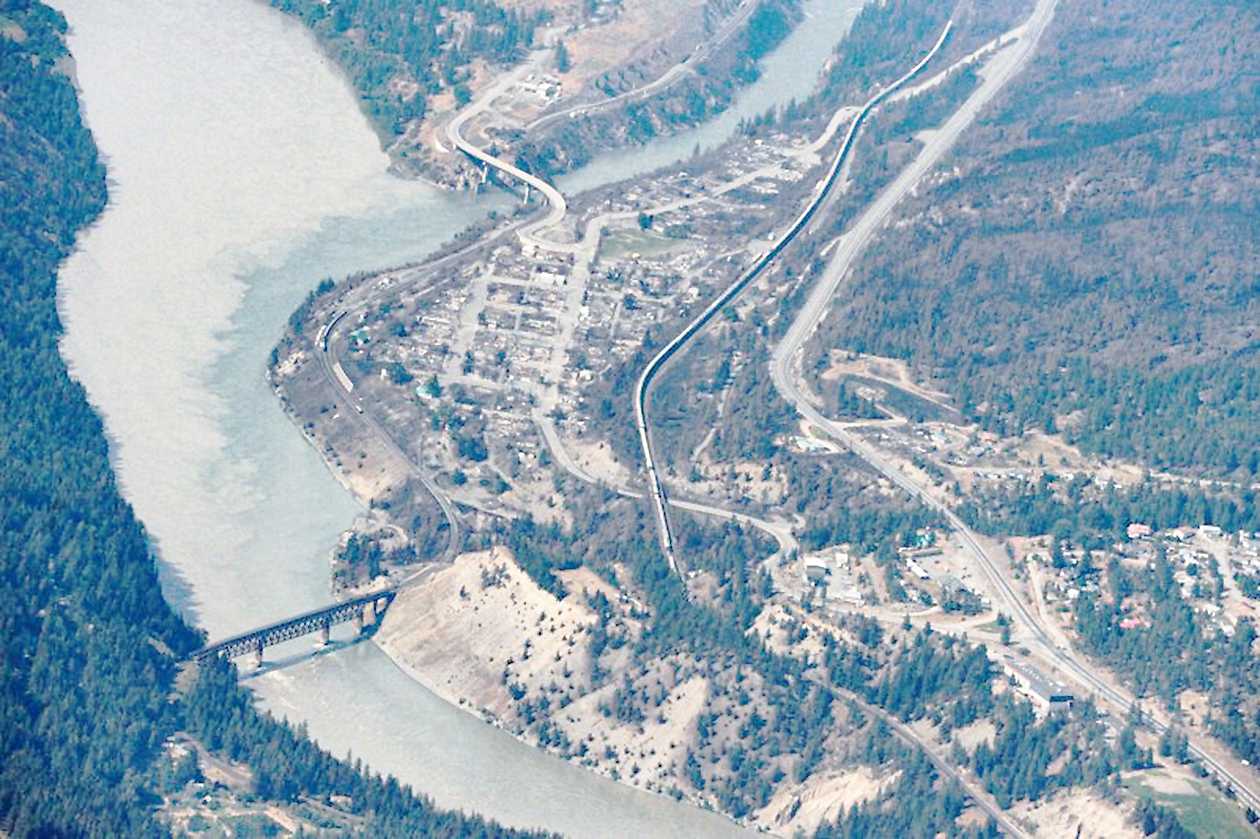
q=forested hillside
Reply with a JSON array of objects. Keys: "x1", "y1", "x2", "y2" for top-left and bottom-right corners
[
  {"x1": 0, "y1": 5, "x2": 543, "y2": 835},
  {"x1": 812, "y1": 0, "x2": 1259, "y2": 478},
  {"x1": 1, "y1": 6, "x2": 185, "y2": 831},
  {"x1": 268, "y1": 0, "x2": 545, "y2": 137},
  {"x1": 518, "y1": 0, "x2": 802, "y2": 177}
]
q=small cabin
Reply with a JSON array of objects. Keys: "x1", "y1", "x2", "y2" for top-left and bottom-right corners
[{"x1": 803, "y1": 556, "x2": 830, "y2": 583}]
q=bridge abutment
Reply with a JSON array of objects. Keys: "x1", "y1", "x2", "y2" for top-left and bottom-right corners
[{"x1": 193, "y1": 590, "x2": 397, "y2": 663}]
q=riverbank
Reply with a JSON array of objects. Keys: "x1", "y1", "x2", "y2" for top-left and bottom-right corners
[
  {"x1": 48, "y1": 0, "x2": 753, "y2": 834},
  {"x1": 5, "y1": 3, "x2": 551, "y2": 834},
  {"x1": 255, "y1": 0, "x2": 882, "y2": 827},
  {"x1": 375, "y1": 548, "x2": 898, "y2": 835},
  {"x1": 285, "y1": 0, "x2": 807, "y2": 187}
]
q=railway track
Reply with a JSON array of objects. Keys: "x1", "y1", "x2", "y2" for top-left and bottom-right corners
[
  {"x1": 767, "y1": 0, "x2": 1260, "y2": 814},
  {"x1": 634, "y1": 20, "x2": 954, "y2": 572}
]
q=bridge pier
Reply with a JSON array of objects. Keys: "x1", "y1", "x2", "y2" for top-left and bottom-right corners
[
  {"x1": 193, "y1": 589, "x2": 398, "y2": 663},
  {"x1": 355, "y1": 599, "x2": 378, "y2": 636}
]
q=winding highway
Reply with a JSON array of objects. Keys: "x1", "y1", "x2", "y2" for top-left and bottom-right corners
[
  {"x1": 304, "y1": 196, "x2": 545, "y2": 565},
  {"x1": 634, "y1": 20, "x2": 954, "y2": 573},
  {"x1": 444, "y1": 58, "x2": 569, "y2": 249},
  {"x1": 305, "y1": 0, "x2": 1260, "y2": 819},
  {"x1": 313, "y1": 0, "x2": 819, "y2": 571},
  {"x1": 767, "y1": 0, "x2": 1260, "y2": 814},
  {"x1": 311, "y1": 5, "x2": 800, "y2": 570},
  {"x1": 525, "y1": 0, "x2": 758, "y2": 134},
  {"x1": 259, "y1": 4, "x2": 1260, "y2": 831},
  {"x1": 444, "y1": 0, "x2": 764, "y2": 254}
]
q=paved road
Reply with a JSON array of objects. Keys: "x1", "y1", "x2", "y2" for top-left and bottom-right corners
[
  {"x1": 525, "y1": 0, "x2": 757, "y2": 134},
  {"x1": 301, "y1": 206, "x2": 542, "y2": 566},
  {"x1": 313, "y1": 6, "x2": 770, "y2": 566},
  {"x1": 635, "y1": 20, "x2": 954, "y2": 573},
  {"x1": 770, "y1": 0, "x2": 1059, "y2": 646},
  {"x1": 315, "y1": 320, "x2": 464, "y2": 562},
  {"x1": 768, "y1": 0, "x2": 1260, "y2": 814},
  {"x1": 444, "y1": 54, "x2": 569, "y2": 248},
  {"x1": 446, "y1": 0, "x2": 773, "y2": 255},
  {"x1": 817, "y1": 680, "x2": 1032, "y2": 838},
  {"x1": 535, "y1": 413, "x2": 799, "y2": 563},
  {"x1": 508, "y1": 412, "x2": 1016, "y2": 830}
]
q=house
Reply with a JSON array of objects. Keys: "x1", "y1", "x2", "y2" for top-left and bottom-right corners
[
  {"x1": 803, "y1": 555, "x2": 830, "y2": 583},
  {"x1": 905, "y1": 558, "x2": 931, "y2": 581}
]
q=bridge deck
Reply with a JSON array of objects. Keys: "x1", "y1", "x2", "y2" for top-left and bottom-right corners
[{"x1": 194, "y1": 590, "x2": 395, "y2": 661}]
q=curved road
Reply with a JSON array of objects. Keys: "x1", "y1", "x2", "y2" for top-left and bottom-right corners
[
  {"x1": 635, "y1": 20, "x2": 954, "y2": 573},
  {"x1": 525, "y1": 0, "x2": 757, "y2": 134},
  {"x1": 768, "y1": 0, "x2": 1260, "y2": 813},
  {"x1": 444, "y1": 59, "x2": 569, "y2": 248},
  {"x1": 819, "y1": 681, "x2": 1031, "y2": 838},
  {"x1": 305, "y1": 207, "x2": 542, "y2": 566},
  {"x1": 315, "y1": 317, "x2": 463, "y2": 563},
  {"x1": 445, "y1": 0, "x2": 768, "y2": 254},
  {"x1": 536, "y1": 414, "x2": 799, "y2": 562},
  {"x1": 318, "y1": 2, "x2": 800, "y2": 569}
]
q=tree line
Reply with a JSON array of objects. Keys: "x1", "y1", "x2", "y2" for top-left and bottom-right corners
[
  {"x1": 0, "y1": 5, "x2": 546, "y2": 835},
  {"x1": 269, "y1": 0, "x2": 547, "y2": 136}
]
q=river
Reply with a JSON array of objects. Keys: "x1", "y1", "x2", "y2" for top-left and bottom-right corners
[
  {"x1": 559, "y1": 0, "x2": 862, "y2": 194},
  {"x1": 53, "y1": 0, "x2": 859, "y2": 835}
]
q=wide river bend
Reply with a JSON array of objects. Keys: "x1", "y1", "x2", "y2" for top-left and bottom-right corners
[{"x1": 53, "y1": 0, "x2": 859, "y2": 834}]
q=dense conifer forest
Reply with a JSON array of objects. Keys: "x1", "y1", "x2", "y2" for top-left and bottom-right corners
[
  {"x1": 3, "y1": 0, "x2": 1242, "y2": 833},
  {"x1": 1, "y1": 6, "x2": 184, "y2": 831},
  {"x1": 267, "y1": 0, "x2": 546, "y2": 136},
  {"x1": 960, "y1": 476, "x2": 1260, "y2": 550},
  {"x1": 0, "y1": 4, "x2": 546, "y2": 835},
  {"x1": 489, "y1": 497, "x2": 1178, "y2": 830},
  {"x1": 813, "y1": 0, "x2": 1260, "y2": 479}
]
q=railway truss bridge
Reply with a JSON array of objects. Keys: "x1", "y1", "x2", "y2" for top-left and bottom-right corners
[{"x1": 192, "y1": 590, "x2": 396, "y2": 666}]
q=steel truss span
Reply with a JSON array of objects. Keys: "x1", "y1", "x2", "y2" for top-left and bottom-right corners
[{"x1": 193, "y1": 591, "x2": 396, "y2": 661}]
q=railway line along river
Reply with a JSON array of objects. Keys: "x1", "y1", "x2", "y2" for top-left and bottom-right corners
[{"x1": 53, "y1": 0, "x2": 858, "y2": 834}]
